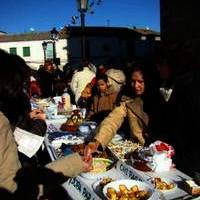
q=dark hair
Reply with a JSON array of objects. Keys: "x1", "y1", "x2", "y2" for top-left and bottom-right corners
[
  {"x1": 116, "y1": 66, "x2": 146, "y2": 105},
  {"x1": 0, "y1": 50, "x2": 31, "y2": 124},
  {"x1": 96, "y1": 74, "x2": 108, "y2": 83}
]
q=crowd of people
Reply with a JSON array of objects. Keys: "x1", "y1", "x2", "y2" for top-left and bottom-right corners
[{"x1": 0, "y1": 46, "x2": 200, "y2": 199}]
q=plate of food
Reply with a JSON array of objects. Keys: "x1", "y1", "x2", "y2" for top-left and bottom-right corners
[
  {"x1": 92, "y1": 177, "x2": 114, "y2": 199},
  {"x1": 151, "y1": 177, "x2": 177, "y2": 193},
  {"x1": 108, "y1": 140, "x2": 141, "y2": 161},
  {"x1": 81, "y1": 158, "x2": 113, "y2": 179},
  {"x1": 130, "y1": 148, "x2": 154, "y2": 172},
  {"x1": 103, "y1": 179, "x2": 153, "y2": 200}
]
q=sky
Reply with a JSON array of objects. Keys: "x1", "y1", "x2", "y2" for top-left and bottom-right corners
[{"x1": 0, "y1": 0, "x2": 160, "y2": 34}]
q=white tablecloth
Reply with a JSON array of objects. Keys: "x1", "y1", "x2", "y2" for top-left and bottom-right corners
[{"x1": 44, "y1": 119, "x2": 195, "y2": 200}]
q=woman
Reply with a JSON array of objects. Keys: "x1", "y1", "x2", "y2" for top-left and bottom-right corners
[
  {"x1": 0, "y1": 50, "x2": 92, "y2": 192},
  {"x1": 70, "y1": 61, "x2": 95, "y2": 104},
  {"x1": 84, "y1": 66, "x2": 149, "y2": 159},
  {"x1": 88, "y1": 74, "x2": 118, "y2": 122}
]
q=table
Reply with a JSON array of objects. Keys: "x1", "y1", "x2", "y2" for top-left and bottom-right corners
[{"x1": 44, "y1": 118, "x2": 197, "y2": 200}]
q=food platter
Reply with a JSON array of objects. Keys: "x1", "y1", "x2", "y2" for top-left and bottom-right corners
[
  {"x1": 51, "y1": 135, "x2": 84, "y2": 149},
  {"x1": 103, "y1": 179, "x2": 154, "y2": 200},
  {"x1": 81, "y1": 158, "x2": 114, "y2": 179},
  {"x1": 108, "y1": 140, "x2": 141, "y2": 160},
  {"x1": 151, "y1": 177, "x2": 177, "y2": 193}
]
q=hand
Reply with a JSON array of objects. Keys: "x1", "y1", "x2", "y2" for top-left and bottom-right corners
[
  {"x1": 82, "y1": 155, "x2": 93, "y2": 172},
  {"x1": 84, "y1": 141, "x2": 99, "y2": 162},
  {"x1": 29, "y1": 109, "x2": 46, "y2": 120}
]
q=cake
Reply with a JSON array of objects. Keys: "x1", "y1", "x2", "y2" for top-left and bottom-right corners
[
  {"x1": 60, "y1": 110, "x2": 84, "y2": 132},
  {"x1": 60, "y1": 118, "x2": 78, "y2": 132}
]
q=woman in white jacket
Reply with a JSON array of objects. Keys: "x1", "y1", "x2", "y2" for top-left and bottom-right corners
[{"x1": 70, "y1": 63, "x2": 95, "y2": 103}]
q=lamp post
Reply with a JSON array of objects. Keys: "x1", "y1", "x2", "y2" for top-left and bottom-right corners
[
  {"x1": 76, "y1": 0, "x2": 88, "y2": 62},
  {"x1": 50, "y1": 27, "x2": 59, "y2": 65},
  {"x1": 42, "y1": 41, "x2": 47, "y2": 63}
]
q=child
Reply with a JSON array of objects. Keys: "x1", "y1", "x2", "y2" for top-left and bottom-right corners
[{"x1": 88, "y1": 74, "x2": 118, "y2": 122}]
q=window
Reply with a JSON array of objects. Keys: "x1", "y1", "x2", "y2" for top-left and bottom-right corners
[
  {"x1": 46, "y1": 43, "x2": 53, "y2": 59},
  {"x1": 9, "y1": 47, "x2": 17, "y2": 55},
  {"x1": 155, "y1": 36, "x2": 161, "y2": 41},
  {"x1": 141, "y1": 36, "x2": 147, "y2": 40},
  {"x1": 23, "y1": 47, "x2": 30, "y2": 57}
]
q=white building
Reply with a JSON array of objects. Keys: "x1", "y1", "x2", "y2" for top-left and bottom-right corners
[
  {"x1": 0, "y1": 32, "x2": 68, "y2": 70},
  {"x1": 0, "y1": 27, "x2": 160, "y2": 70}
]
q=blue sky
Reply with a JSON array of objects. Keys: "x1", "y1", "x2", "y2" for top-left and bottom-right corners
[{"x1": 0, "y1": 0, "x2": 160, "y2": 34}]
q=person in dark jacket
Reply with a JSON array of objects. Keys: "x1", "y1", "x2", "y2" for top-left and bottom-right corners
[{"x1": 37, "y1": 60, "x2": 55, "y2": 98}]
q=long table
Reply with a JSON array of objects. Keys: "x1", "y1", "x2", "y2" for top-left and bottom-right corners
[{"x1": 44, "y1": 118, "x2": 197, "y2": 200}]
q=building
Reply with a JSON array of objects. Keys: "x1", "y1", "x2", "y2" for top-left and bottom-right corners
[
  {"x1": 0, "y1": 31, "x2": 7, "y2": 36},
  {"x1": 64, "y1": 26, "x2": 160, "y2": 65},
  {"x1": 0, "y1": 32, "x2": 68, "y2": 70},
  {"x1": 0, "y1": 26, "x2": 160, "y2": 70}
]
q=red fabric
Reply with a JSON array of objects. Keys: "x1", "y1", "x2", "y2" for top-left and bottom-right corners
[
  {"x1": 90, "y1": 77, "x2": 97, "y2": 87},
  {"x1": 29, "y1": 81, "x2": 41, "y2": 97},
  {"x1": 151, "y1": 140, "x2": 175, "y2": 158}
]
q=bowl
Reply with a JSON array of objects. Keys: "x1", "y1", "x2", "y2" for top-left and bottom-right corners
[
  {"x1": 103, "y1": 179, "x2": 153, "y2": 200},
  {"x1": 80, "y1": 158, "x2": 113, "y2": 179}
]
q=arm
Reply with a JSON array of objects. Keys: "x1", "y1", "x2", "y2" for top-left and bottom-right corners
[
  {"x1": 0, "y1": 113, "x2": 21, "y2": 192},
  {"x1": 87, "y1": 96, "x2": 97, "y2": 119},
  {"x1": 94, "y1": 102, "x2": 127, "y2": 148},
  {"x1": 46, "y1": 153, "x2": 92, "y2": 177},
  {"x1": 84, "y1": 103, "x2": 127, "y2": 161}
]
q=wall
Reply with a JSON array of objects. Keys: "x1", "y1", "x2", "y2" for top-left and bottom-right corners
[
  {"x1": 0, "y1": 39, "x2": 68, "y2": 70},
  {"x1": 68, "y1": 36, "x2": 128, "y2": 66}
]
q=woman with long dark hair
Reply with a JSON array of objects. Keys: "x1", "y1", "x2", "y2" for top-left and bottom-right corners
[{"x1": 84, "y1": 66, "x2": 149, "y2": 160}]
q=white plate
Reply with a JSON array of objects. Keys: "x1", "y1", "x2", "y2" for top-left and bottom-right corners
[
  {"x1": 81, "y1": 158, "x2": 113, "y2": 179},
  {"x1": 51, "y1": 115, "x2": 66, "y2": 120},
  {"x1": 152, "y1": 177, "x2": 177, "y2": 193},
  {"x1": 103, "y1": 179, "x2": 154, "y2": 200},
  {"x1": 82, "y1": 121, "x2": 97, "y2": 130}
]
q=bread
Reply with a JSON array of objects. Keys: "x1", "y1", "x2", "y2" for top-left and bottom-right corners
[{"x1": 184, "y1": 180, "x2": 200, "y2": 196}]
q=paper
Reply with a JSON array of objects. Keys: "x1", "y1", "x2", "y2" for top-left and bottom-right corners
[{"x1": 13, "y1": 127, "x2": 44, "y2": 158}]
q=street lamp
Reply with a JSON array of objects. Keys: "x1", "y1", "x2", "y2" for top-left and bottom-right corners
[
  {"x1": 50, "y1": 27, "x2": 59, "y2": 65},
  {"x1": 76, "y1": 0, "x2": 88, "y2": 62},
  {"x1": 42, "y1": 41, "x2": 47, "y2": 63}
]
